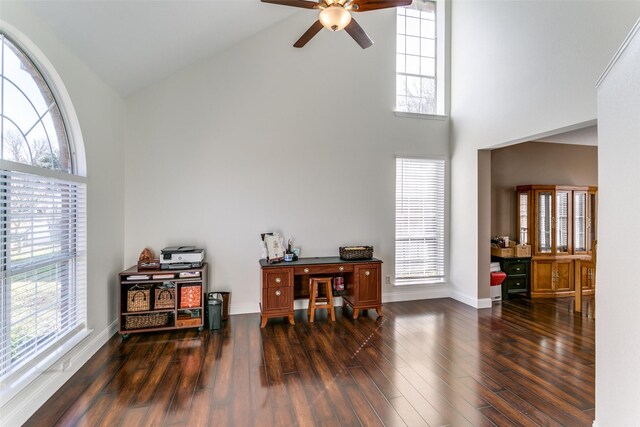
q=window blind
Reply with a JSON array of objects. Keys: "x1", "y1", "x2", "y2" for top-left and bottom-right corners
[
  {"x1": 395, "y1": 158, "x2": 445, "y2": 284},
  {"x1": 0, "y1": 170, "x2": 87, "y2": 380}
]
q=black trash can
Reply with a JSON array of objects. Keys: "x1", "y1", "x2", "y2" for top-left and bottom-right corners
[{"x1": 207, "y1": 292, "x2": 222, "y2": 330}]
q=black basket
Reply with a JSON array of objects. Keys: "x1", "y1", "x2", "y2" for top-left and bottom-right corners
[{"x1": 339, "y1": 246, "x2": 373, "y2": 260}]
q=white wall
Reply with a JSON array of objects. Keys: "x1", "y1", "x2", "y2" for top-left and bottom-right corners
[
  {"x1": 0, "y1": 3, "x2": 126, "y2": 425},
  {"x1": 596, "y1": 19, "x2": 640, "y2": 426},
  {"x1": 450, "y1": 0, "x2": 640, "y2": 304},
  {"x1": 124, "y1": 10, "x2": 450, "y2": 313}
]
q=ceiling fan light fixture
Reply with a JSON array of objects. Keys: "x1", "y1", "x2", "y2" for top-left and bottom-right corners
[{"x1": 319, "y1": 5, "x2": 352, "y2": 32}]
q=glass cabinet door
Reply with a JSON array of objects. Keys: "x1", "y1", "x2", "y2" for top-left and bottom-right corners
[
  {"x1": 536, "y1": 191, "x2": 553, "y2": 254},
  {"x1": 574, "y1": 191, "x2": 587, "y2": 254},
  {"x1": 588, "y1": 191, "x2": 597, "y2": 253},
  {"x1": 556, "y1": 190, "x2": 571, "y2": 254},
  {"x1": 518, "y1": 191, "x2": 529, "y2": 244}
]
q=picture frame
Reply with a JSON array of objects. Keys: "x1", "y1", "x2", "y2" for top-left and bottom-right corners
[{"x1": 261, "y1": 233, "x2": 285, "y2": 263}]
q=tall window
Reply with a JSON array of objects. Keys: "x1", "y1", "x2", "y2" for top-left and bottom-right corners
[
  {"x1": 395, "y1": 1, "x2": 442, "y2": 115},
  {"x1": 395, "y1": 158, "x2": 445, "y2": 285},
  {"x1": 0, "y1": 33, "x2": 86, "y2": 388}
]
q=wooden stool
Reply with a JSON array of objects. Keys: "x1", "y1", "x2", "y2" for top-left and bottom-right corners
[{"x1": 308, "y1": 277, "x2": 335, "y2": 322}]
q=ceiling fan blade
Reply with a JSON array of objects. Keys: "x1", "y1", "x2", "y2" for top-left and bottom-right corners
[
  {"x1": 350, "y1": 0, "x2": 412, "y2": 12},
  {"x1": 294, "y1": 20, "x2": 324, "y2": 48},
  {"x1": 261, "y1": 0, "x2": 321, "y2": 9},
  {"x1": 344, "y1": 18, "x2": 373, "y2": 49}
]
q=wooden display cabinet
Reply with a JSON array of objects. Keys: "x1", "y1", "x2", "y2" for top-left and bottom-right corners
[
  {"x1": 517, "y1": 185, "x2": 596, "y2": 298},
  {"x1": 532, "y1": 258, "x2": 574, "y2": 295},
  {"x1": 118, "y1": 263, "x2": 208, "y2": 339},
  {"x1": 576, "y1": 260, "x2": 596, "y2": 292}
]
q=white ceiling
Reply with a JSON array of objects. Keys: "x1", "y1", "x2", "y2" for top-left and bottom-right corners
[{"x1": 22, "y1": 0, "x2": 297, "y2": 97}]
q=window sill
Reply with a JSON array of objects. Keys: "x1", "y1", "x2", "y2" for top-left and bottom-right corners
[
  {"x1": 394, "y1": 111, "x2": 449, "y2": 121},
  {"x1": 0, "y1": 327, "x2": 92, "y2": 407}
]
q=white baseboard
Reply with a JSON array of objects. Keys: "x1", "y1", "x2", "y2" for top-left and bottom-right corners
[
  {"x1": 0, "y1": 320, "x2": 118, "y2": 427},
  {"x1": 230, "y1": 287, "x2": 490, "y2": 316},
  {"x1": 383, "y1": 286, "x2": 450, "y2": 303},
  {"x1": 476, "y1": 298, "x2": 493, "y2": 309},
  {"x1": 450, "y1": 289, "x2": 493, "y2": 309},
  {"x1": 229, "y1": 302, "x2": 260, "y2": 315}
]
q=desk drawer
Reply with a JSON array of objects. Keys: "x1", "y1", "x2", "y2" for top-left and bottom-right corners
[
  {"x1": 504, "y1": 276, "x2": 528, "y2": 292},
  {"x1": 294, "y1": 264, "x2": 354, "y2": 275},
  {"x1": 504, "y1": 262, "x2": 528, "y2": 276},
  {"x1": 264, "y1": 269, "x2": 293, "y2": 288}
]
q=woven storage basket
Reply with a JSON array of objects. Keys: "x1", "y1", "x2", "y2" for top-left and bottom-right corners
[
  {"x1": 339, "y1": 246, "x2": 373, "y2": 260},
  {"x1": 180, "y1": 285, "x2": 201, "y2": 308},
  {"x1": 124, "y1": 312, "x2": 169, "y2": 330},
  {"x1": 154, "y1": 285, "x2": 175, "y2": 309},
  {"x1": 127, "y1": 285, "x2": 151, "y2": 312}
]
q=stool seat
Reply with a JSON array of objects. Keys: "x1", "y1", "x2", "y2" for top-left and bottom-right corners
[{"x1": 308, "y1": 276, "x2": 335, "y2": 322}]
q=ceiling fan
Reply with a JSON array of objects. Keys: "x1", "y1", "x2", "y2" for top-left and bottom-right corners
[{"x1": 261, "y1": 0, "x2": 413, "y2": 49}]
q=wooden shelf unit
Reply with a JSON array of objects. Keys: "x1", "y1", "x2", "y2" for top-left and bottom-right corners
[{"x1": 118, "y1": 263, "x2": 208, "y2": 338}]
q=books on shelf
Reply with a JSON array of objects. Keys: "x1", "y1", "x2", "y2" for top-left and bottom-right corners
[
  {"x1": 126, "y1": 275, "x2": 150, "y2": 281},
  {"x1": 152, "y1": 273, "x2": 175, "y2": 280},
  {"x1": 179, "y1": 271, "x2": 200, "y2": 278}
]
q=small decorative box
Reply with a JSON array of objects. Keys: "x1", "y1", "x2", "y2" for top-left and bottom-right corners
[{"x1": 180, "y1": 285, "x2": 201, "y2": 308}]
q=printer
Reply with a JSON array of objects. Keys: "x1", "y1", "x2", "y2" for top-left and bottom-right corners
[{"x1": 160, "y1": 246, "x2": 205, "y2": 269}]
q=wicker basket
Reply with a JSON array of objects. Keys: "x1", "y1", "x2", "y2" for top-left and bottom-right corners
[
  {"x1": 124, "y1": 312, "x2": 170, "y2": 330},
  {"x1": 339, "y1": 246, "x2": 373, "y2": 260},
  {"x1": 154, "y1": 284, "x2": 176, "y2": 309},
  {"x1": 127, "y1": 285, "x2": 151, "y2": 312}
]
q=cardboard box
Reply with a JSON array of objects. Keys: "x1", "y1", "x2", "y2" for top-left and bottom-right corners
[
  {"x1": 515, "y1": 244, "x2": 532, "y2": 257},
  {"x1": 491, "y1": 241, "x2": 515, "y2": 258}
]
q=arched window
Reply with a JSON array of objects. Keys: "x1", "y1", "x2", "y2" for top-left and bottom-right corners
[{"x1": 0, "y1": 32, "x2": 86, "y2": 389}]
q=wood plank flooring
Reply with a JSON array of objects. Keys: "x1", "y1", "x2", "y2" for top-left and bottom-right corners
[{"x1": 26, "y1": 296, "x2": 595, "y2": 426}]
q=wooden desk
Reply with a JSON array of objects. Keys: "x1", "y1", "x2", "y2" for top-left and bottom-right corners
[{"x1": 259, "y1": 257, "x2": 383, "y2": 328}]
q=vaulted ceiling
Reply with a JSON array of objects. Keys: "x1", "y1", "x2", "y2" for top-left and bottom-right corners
[{"x1": 22, "y1": 1, "x2": 297, "y2": 97}]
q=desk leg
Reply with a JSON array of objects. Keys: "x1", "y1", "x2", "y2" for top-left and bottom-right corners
[
  {"x1": 376, "y1": 307, "x2": 383, "y2": 317},
  {"x1": 260, "y1": 315, "x2": 268, "y2": 328},
  {"x1": 288, "y1": 312, "x2": 295, "y2": 325},
  {"x1": 352, "y1": 308, "x2": 359, "y2": 320}
]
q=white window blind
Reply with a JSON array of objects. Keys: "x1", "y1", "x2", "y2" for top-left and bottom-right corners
[
  {"x1": 0, "y1": 170, "x2": 86, "y2": 380},
  {"x1": 395, "y1": 158, "x2": 445, "y2": 284}
]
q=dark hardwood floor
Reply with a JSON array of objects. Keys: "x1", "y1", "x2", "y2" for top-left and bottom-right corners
[{"x1": 26, "y1": 296, "x2": 595, "y2": 426}]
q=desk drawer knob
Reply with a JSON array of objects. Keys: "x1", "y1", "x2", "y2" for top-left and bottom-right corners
[
  {"x1": 339, "y1": 266, "x2": 344, "y2": 272},
  {"x1": 304, "y1": 268, "x2": 309, "y2": 273},
  {"x1": 275, "y1": 289, "x2": 282, "y2": 297},
  {"x1": 365, "y1": 271, "x2": 370, "y2": 276},
  {"x1": 275, "y1": 277, "x2": 281, "y2": 283}
]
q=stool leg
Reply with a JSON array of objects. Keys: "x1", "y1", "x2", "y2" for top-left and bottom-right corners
[
  {"x1": 309, "y1": 281, "x2": 317, "y2": 323},
  {"x1": 325, "y1": 280, "x2": 335, "y2": 321},
  {"x1": 307, "y1": 280, "x2": 312, "y2": 318}
]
